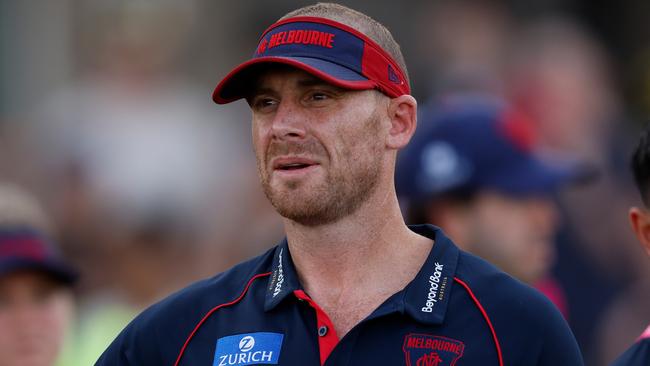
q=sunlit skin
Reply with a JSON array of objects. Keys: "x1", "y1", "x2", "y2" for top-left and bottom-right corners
[
  {"x1": 0, "y1": 271, "x2": 73, "y2": 366},
  {"x1": 247, "y1": 67, "x2": 432, "y2": 338},
  {"x1": 249, "y1": 68, "x2": 386, "y2": 226}
]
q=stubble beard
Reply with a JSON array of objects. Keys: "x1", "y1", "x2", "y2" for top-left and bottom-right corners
[{"x1": 258, "y1": 113, "x2": 383, "y2": 227}]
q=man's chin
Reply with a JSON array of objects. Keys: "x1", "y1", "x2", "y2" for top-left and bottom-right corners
[
  {"x1": 269, "y1": 193, "x2": 341, "y2": 226},
  {"x1": 273, "y1": 192, "x2": 370, "y2": 227}
]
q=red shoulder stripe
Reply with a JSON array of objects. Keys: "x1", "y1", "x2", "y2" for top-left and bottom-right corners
[
  {"x1": 173, "y1": 272, "x2": 272, "y2": 366},
  {"x1": 454, "y1": 277, "x2": 504, "y2": 366}
]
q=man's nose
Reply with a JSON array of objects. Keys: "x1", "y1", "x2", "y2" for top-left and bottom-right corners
[{"x1": 270, "y1": 100, "x2": 307, "y2": 140}]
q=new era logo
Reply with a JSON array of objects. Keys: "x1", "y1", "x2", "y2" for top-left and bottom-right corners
[{"x1": 388, "y1": 64, "x2": 401, "y2": 84}]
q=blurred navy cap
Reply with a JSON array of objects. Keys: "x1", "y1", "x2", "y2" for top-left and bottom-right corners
[
  {"x1": 0, "y1": 227, "x2": 78, "y2": 285},
  {"x1": 396, "y1": 102, "x2": 579, "y2": 202}
]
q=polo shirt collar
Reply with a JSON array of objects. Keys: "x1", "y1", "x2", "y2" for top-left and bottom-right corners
[
  {"x1": 264, "y1": 239, "x2": 301, "y2": 311},
  {"x1": 400, "y1": 224, "x2": 459, "y2": 325},
  {"x1": 263, "y1": 224, "x2": 460, "y2": 325}
]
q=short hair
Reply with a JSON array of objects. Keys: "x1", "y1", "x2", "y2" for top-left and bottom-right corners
[
  {"x1": 631, "y1": 123, "x2": 650, "y2": 206},
  {"x1": 280, "y1": 2, "x2": 410, "y2": 87}
]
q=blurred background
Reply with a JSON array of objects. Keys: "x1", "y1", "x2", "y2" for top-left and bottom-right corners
[{"x1": 1, "y1": 0, "x2": 649, "y2": 365}]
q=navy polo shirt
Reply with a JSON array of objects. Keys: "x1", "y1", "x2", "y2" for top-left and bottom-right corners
[
  {"x1": 95, "y1": 225, "x2": 583, "y2": 365},
  {"x1": 610, "y1": 326, "x2": 650, "y2": 366}
]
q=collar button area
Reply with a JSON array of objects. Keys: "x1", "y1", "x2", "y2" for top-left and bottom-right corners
[{"x1": 318, "y1": 325, "x2": 328, "y2": 337}]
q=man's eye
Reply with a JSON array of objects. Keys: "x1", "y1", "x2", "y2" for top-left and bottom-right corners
[
  {"x1": 253, "y1": 98, "x2": 278, "y2": 111},
  {"x1": 306, "y1": 91, "x2": 337, "y2": 104}
]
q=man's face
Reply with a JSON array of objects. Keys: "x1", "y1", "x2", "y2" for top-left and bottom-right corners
[
  {"x1": 466, "y1": 191, "x2": 559, "y2": 283},
  {"x1": 0, "y1": 271, "x2": 73, "y2": 366},
  {"x1": 249, "y1": 67, "x2": 386, "y2": 226}
]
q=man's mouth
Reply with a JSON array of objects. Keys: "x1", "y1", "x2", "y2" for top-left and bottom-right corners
[
  {"x1": 279, "y1": 163, "x2": 311, "y2": 170},
  {"x1": 272, "y1": 157, "x2": 319, "y2": 172}
]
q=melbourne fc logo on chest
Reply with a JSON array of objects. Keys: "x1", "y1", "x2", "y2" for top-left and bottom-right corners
[{"x1": 403, "y1": 333, "x2": 465, "y2": 366}]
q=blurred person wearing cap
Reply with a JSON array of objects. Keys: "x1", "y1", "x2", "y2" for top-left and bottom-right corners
[
  {"x1": 608, "y1": 124, "x2": 650, "y2": 366},
  {"x1": 397, "y1": 102, "x2": 574, "y2": 314},
  {"x1": 0, "y1": 184, "x2": 77, "y2": 366},
  {"x1": 507, "y1": 20, "x2": 641, "y2": 364},
  {"x1": 96, "y1": 3, "x2": 582, "y2": 365}
]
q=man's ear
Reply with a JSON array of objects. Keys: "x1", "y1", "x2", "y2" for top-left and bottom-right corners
[
  {"x1": 629, "y1": 207, "x2": 650, "y2": 256},
  {"x1": 386, "y1": 95, "x2": 417, "y2": 149}
]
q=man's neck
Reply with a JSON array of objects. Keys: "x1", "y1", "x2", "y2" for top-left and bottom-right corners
[{"x1": 283, "y1": 190, "x2": 433, "y2": 337}]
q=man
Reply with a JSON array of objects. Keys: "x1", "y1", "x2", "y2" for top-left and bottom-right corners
[
  {"x1": 396, "y1": 102, "x2": 572, "y2": 314},
  {"x1": 0, "y1": 184, "x2": 78, "y2": 366},
  {"x1": 96, "y1": 3, "x2": 582, "y2": 365},
  {"x1": 610, "y1": 124, "x2": 650, "y2": 365}
]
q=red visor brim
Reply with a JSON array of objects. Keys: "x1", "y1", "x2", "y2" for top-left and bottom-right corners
[{"x1": 212, "y1": 56, "x2": 377, "y2": 104}]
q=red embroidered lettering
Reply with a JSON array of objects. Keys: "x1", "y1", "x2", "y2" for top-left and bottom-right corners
[
  {"x1": 277, "y1": 31, "x2": 287, "y2": 45},
  {"x1": 407, "y1": 338, "x2": 417, "y2": 348},
  {"x1": 304, "y1": 31, "x2": 314, "y2": 44},
  {"x1": 403, "y1": 334, "x2": 466, "y2": 365},
  {"x1": 310, "y1": 31, "x2": 320, "y2": 44},
  {"x1": 266, "y1": 30, "x2": 335, "y2": 49},
  {"x1": 286, "y1": 30, "x2": 295, "y2": 43},
  {"x1": 257, "y1": 38, "x2": 268, "y2": 54},
  {"x1": 268, "y1": 34, "x2": 278, "y2": 48},
  {"x1": 294, "y1": 30, "x2": 304, "y2": 43}
]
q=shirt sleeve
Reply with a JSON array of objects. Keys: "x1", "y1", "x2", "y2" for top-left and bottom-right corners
[
  {"x1": 93, "y1": 309, "x2": 166, "y2": 366},
  {"x1": 535, "y1": 301, "x2": 584, "y2": 366},
  {"x1": 94, "y1": 325, "x2": 136, "y2": 365},
  {"x1": 610, "y1": 339, "x2": 650, "y2": 366}
]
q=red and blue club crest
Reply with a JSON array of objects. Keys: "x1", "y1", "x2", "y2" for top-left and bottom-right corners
[{"x1": 403, "y1": 333, "x2": 465, "y2": 366}]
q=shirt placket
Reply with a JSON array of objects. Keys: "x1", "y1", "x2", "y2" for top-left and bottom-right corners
[{"x1": 293, "y1": 289, "x2": 340, "y2": 366}]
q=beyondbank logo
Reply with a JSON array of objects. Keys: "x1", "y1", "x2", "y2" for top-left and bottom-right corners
[{"x1": 213, "y1": 332, "x2": 284, "y2": 366}]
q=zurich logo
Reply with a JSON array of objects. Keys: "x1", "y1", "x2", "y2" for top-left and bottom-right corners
[
  {"x1": 239, "y1": 336, "x2": 255, "y2": 352},
  {"x1": 214, "y1": 332, "x2": 283, "y2": 366}
]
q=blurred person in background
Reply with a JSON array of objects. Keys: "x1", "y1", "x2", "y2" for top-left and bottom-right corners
[
  {"x1": 55, "y1": 215, "x2": 202, "y2": 366},
  {"x1": 507, "y1": 19, "x2": 642, "y2": 365},
  {"x1": 25, "y1": 0, "x2": 255, "y2": 287},
  {"x1": 15, "y1": 2, "x2": 270, "y2": 364},
  {"x1": 397, "y1": 101, "x2": 577, "y2": 316},
  {"x1": 0, "y1": 183, "x2": 77, "y2": 366},
  {"x1": 412, "y1": 0, "x2": 514, "y2": 102},
  {"x1": 609, "y1": 123, "x2": 650, "y2": 365}
]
